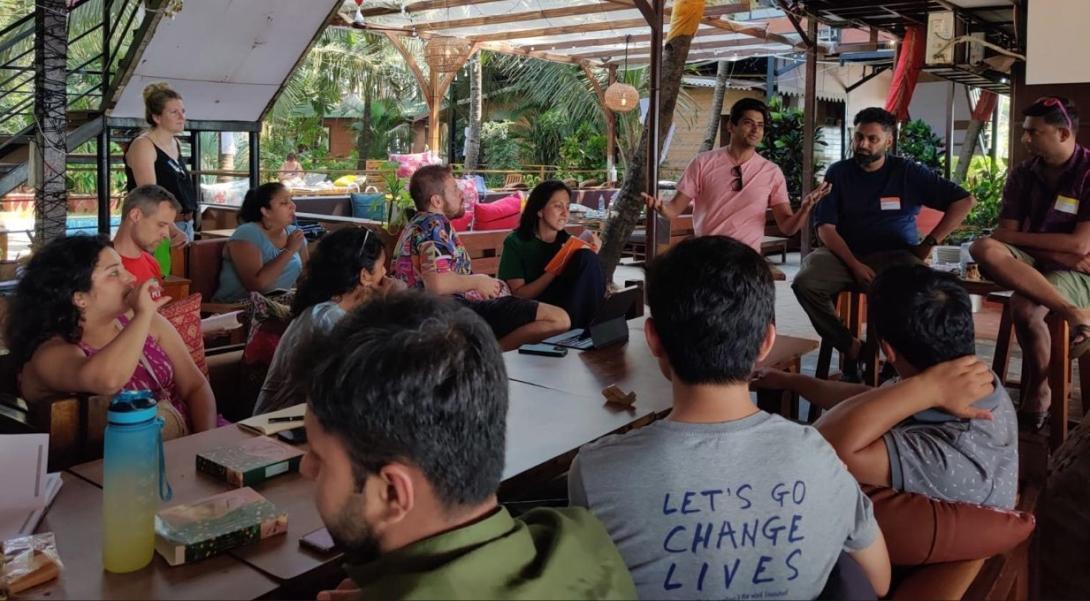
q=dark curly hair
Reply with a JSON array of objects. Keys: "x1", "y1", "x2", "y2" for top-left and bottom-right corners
[
  {"x1": 291, "y1": 227, "x2": 385, "y2": 317},
  {"x1": 7, "y1": 235, "x2": 113, "y2": 368},
  {"x1": 239, "y1": 182, "x2": 287, "y2": 223},
  {"x1": 515, "y1": 180, "x2": 572, "y2": 242}
]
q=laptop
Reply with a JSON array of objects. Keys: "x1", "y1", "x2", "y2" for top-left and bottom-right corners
[{"x1": 544, "y1": 287, "x2": 640, "y2": 351}]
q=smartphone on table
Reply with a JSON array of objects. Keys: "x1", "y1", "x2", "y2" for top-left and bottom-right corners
[{"x1": 517, "y1": 343, "x2": 568, "y2": 357}]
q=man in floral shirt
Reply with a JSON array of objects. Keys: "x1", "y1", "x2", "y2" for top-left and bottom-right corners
[{"x1": 392, "y1": 165, "x2": 570, "y2": 350}]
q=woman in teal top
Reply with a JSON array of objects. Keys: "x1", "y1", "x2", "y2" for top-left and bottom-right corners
[
  {"x1": 497, "y1": 180, "x2": 605, "y2": 328},
  {"x1": 214, "y1": 182, "x2": 309, "y2": 302}
]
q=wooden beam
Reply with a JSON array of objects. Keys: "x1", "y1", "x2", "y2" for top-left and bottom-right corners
[
  {"x1": 573, "y1": 35, "x2": 776, "y2": 61},
  {"x1": 360, "y1": 0, "x2": 506, "y2": 19},
  {"x1": 470, "y1": 18, "x2": 650, "y2": 43},
  {"x1": 413, "y1": 2, "x2": 631, "y2": 32},
  {"x1": 477, "y1": 41, "x2": 595, "y2": 66},
  {"x1": 521, "y1": 26, "x2": 727, "y2": 52},
  {"x1": 466, "y1": 4, "x2": 752, "y2": 43},
  {"x1": 627, "y1": 46, "x2": 792, "y2": 64},
  {"x1": 777, "y1": 2, "x2": 814, "y2": 48},
  {"x1": 384, "y1": 31, "x2": 432, "y2": 105},
  {"x1": 701, "y1": 16, "x2": 820, "y2": 53}
]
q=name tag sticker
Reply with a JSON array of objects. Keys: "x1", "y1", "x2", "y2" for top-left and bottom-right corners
[
  {"x1": 1055, "y1": 195, "x2": 1079, "y2": 215},
  {"x1": 880, "y1": 196, "x2": 901, "y2": 211}
]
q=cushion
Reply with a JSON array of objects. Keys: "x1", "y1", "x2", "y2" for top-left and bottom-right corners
[
  {"x1": 350, "y1": 192, "x2": 388, "y2": 221},
  {"x1": 389, "y1": 151, "x2": 441, "y2": 179},
  {"x1": 237, "y1": 291, "x2": 295, "y2": 412},
  {"x1": 450, "y1": 177, "x2": 479, "y2": 232},
  {"x1": 159, "y1": 293, "x2": 208, "y2": 378},
  {"x1": 866, "y1": 486, "x2": 1035, "y2": 565},
  {"x1": 473, "y1": 194, "x2": 522, "y2": 231}
]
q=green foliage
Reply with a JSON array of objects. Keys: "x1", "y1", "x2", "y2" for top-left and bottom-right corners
[
  {"x1": 481, "y1": 121, "x2": 522, "y2": 172},
  {"x1": 897, "y1": 119, "x2": 945, "y2": 173},
  {"x1": 963, "y1": 155, "x2": 1007, "y2": 228},
  {"x1": 380, "y1": 162, "x2": 414, "y2": 230},
  {"x1": 759, "y1": 97, "x2": 826, "y2": 203},
  {"x1": 513, "y1": 108, "x2": 571, "y2": 170},
  {"x1": 558, "y1": 123, "x2": 606, "y2": 180}
]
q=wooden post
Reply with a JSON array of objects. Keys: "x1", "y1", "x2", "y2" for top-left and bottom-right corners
[
  {"x1": 945, "y1": 81, "x2": 955, "y2": 180},
  {"x1": 34, "y1": 0, "x2": 68, "y2": 246},
  {"x1": 801, "y1": 16, "x2": 817, "y2": 257},
  {"x1": 645, "y1": 0, "x2": 665, "y2": 260}
]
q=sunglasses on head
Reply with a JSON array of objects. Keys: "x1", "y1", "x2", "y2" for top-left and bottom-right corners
[
  {"x1": 357, "y1": 228, "x2": 373, "y2": 261},
  {"x1": 1035, "y1": 97, "x2": 1073, "y2": 131},
  {"x1": 730, "y1": 165, "x2": 743, "y2": 192}
]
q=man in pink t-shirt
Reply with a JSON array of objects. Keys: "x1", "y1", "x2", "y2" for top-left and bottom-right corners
[{"x1": 645, "y1": 98, "x2": 830, "y2": 252}]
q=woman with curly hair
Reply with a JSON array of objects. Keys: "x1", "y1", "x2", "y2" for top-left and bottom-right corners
[
  {"x1": 497, "y1": 180, "x2": 606, "y2": 328},
  {"x1": 8, "y1": 235, "x2": 218, "y2": 433},
  {"x1": 214, "y1": 181, "x2": 309, "y2": 302},
  {"x1": 252, "y1": 227, "x2": 402, "y2": 415}
]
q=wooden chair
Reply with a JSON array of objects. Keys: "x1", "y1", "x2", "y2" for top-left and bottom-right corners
[
  {"x1": 990, "y1": 290, "x2": 1090, "y2": 450},
  {"x1": 178, "y1": 238, "x2": 245, "y2": 315},
  {"x1": 501, "y1": 173, "x2": 524, "y2": 190},
  {"x1": 761, "y1": 235, "x2": 788, "y2": 264},
  {"x1": 460, "y1": 229, "x2": 510, "y2": 277},
  {"x1": 891, "y1": 432, "x2": 1046, "y2": 600}
]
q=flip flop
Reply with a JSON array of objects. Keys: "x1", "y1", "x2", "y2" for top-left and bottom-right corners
[{"x1": 1071, "y1": 323, "x2": 1090, "y2": 359}]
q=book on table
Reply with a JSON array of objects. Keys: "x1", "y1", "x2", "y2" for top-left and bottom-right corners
[
  {"x1": 0, "y1": 434, "x2": 63, "y2": 540},
  {"x1": 196, "y1": 436, "x2": 304, "y2": 487},
  {"x1": 154, "y1": 487, "x2": 287, "y2": 566},
  {"x1": 237, "y1": 403, "x2": 306, "y2": 436}
]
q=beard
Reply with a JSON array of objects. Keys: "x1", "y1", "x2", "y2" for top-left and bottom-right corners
[
  {"x1": 853, "y1": 148, "x2": 885, "y2": 166},
  {"x1": 326, "y1": 498, "x2": 381, "y2": 565}
]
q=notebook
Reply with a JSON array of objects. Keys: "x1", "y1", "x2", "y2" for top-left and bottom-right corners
[
  {"x1": 0, "y1": 434, "x2": 63, "y2": 540},
  {"x1": 237, "y1": 403, "x2": 306, "y2": 436}
]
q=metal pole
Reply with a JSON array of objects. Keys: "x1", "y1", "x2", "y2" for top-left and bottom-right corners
[
  {"x1": 249, "y1": 130, "x2": 260, "y2": 188},
  {"x1": 97, "y1": 124, "x2": 110, "y2": 234},
  {"x1": 801, "y1": 16, "x2": 817, "y2": 257},
  {"x1": 766, "y1": 57, "x2": 776, "y2": 100},
  {"x1": 645, "y1": 0, "x2": 664, "y2": 259},
  {"x1": 945, "y1": 81, "x2": 955, "y2": 180}
]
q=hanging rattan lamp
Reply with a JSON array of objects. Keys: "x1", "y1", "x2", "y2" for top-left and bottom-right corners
[
  {"x1": 603, "y1": 34, "x2": 638, "y2": 113},
  {"x1": 424, "y1": 36, "x2": 471, "y2": 73}
]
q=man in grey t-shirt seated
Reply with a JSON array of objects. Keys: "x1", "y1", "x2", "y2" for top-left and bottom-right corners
[
  {"x1": 568, "y1": 237, "x2": 891, "y2": 600},
  {"x1": 756, "y1": 265, "x2": 1018, "y2": 509}
]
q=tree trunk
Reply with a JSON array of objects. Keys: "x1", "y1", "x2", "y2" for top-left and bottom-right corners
[
  {"x1": 954, "y1": 119, "x2": 985, "y2": 184},
  {"x1": 598, "y1": 1, "x2": 704, "y2": 282},
  {"x1": 463, "y1": 55, "x2": 483, "y2": 172},
  {"x1": 699, "y1": 60, "x2": 730, "y2": 153},
  {"x1": 356, "y1": 84, "x2": 373, "y2": 170},
  {"x1": 34, "y1": 0, "x2": 67, "y2": 246}
]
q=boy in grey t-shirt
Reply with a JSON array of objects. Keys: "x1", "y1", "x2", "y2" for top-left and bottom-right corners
[
  {"x1": 568, "y1": 237, "x2": 892, "y2": 600},
  {"x1": 756, "y1": 265, "x2": 1017, "y2": 509}
]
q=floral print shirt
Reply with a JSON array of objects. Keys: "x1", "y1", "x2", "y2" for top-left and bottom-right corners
[{"x1": 392, "y1": 212, "x2": 507, "y2": 301}]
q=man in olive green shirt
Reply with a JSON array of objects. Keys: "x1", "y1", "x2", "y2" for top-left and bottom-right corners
[{"x1": 301, "y1": 291, "x2": 635, "y2": 600}]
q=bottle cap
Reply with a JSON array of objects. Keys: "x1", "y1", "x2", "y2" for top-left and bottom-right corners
[{"x1": 107, "y1": 390, "x2": 158, "y2": 424}]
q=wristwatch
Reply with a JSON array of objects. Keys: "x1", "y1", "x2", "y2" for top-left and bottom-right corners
[{"x1": 922, "y1": 235, "x2": 939, "y2": 247}]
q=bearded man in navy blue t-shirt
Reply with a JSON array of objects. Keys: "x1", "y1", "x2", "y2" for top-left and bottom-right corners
[{"x1": 792, "y1": 107, "x2": 975, "y2": 380}]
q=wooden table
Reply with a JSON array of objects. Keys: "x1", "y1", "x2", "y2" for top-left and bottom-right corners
[
  {"x1": 54, "y1": 379, "x2": 664, "y2": 598},
  {"x1": 28, "y1": 473, "x2": 278, "y2": 601},
  {"x1": 199, "y1": 228, "x2": 235, "y2": 239},
  {"x1": 506, "y1": 317, "x2": 819, "y2": 419}
]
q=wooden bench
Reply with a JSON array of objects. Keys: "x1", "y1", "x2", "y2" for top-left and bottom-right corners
[{"x1": 761, "y1": 235, "x2": 788, "y2": 263}]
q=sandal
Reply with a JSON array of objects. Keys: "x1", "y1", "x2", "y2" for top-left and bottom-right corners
[{"x1": 1071, "y1": 324, "x2": 1090, "y2": 359}]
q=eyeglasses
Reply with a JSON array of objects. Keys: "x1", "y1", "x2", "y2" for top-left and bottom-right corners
[
  {"x1": 1036, "y1": 97, "x2": 1074, "y2": 131},
  {"x1": 730, "y1": 165, "x2": 743, "y2": 192}
]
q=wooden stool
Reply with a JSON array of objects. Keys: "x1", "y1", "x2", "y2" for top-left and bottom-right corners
[
  {"x1": 811, "y1": 287, "x2": 872, "y2": 422},
  {"x1": 814, "y1": 287, "x2": 869, "y2": 381},
  {"x1": 989, "y1": 291, "x2": 1090, "y2": 451}
]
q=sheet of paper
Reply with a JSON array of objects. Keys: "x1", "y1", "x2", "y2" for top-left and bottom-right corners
[
  {"x1": 0, "y1": 434, "x2": 63, "y2": 539},
  {"x1": 200, "y1": 310, "x2": 243, "y2": 334}
]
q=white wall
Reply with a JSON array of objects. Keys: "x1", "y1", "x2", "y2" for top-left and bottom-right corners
[
  {"x1": 1027, "y1": 0, "x2": 1090, "y2": 85},
  {"x1": 906, "y1": 81, "x2": 973, "y2": 155}
]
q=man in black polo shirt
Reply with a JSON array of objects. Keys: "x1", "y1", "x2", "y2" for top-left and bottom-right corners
[
  {"x1": 970, "y1": 97, "x2": 1090, "y2": 430},
  {"x1": 792, "y1": 107, "x2": 975, "y2": 380}
]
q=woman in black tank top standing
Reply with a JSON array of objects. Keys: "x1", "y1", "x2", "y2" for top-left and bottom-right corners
[{"x1": 125, "y1": 82, "x2": 198, "y2": 248}]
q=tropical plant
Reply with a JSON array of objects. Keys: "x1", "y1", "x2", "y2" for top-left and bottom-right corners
[
  {"x1": 963, "y1": 155, "x2": 1007, "y2": 228},
  {"x1": 897, "y1": 119, "x2": 945, "y2": 173},
  {"x1": 380, "y1": 163, "x2": 414, "y2": 230},
  {"x1": 558, "y1": 123, "x2": 606, "y2": 180},
  {"x1": 480, "y1": 121, "x2": 521, "y2": 173},
  {"x1": 759, "y1": 96, "x2": 826, "y2": 204}
]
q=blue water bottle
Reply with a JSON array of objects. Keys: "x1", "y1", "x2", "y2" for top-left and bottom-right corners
[{"x1": 101, "y1": 390, "x2": 173, "y2": 573}]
